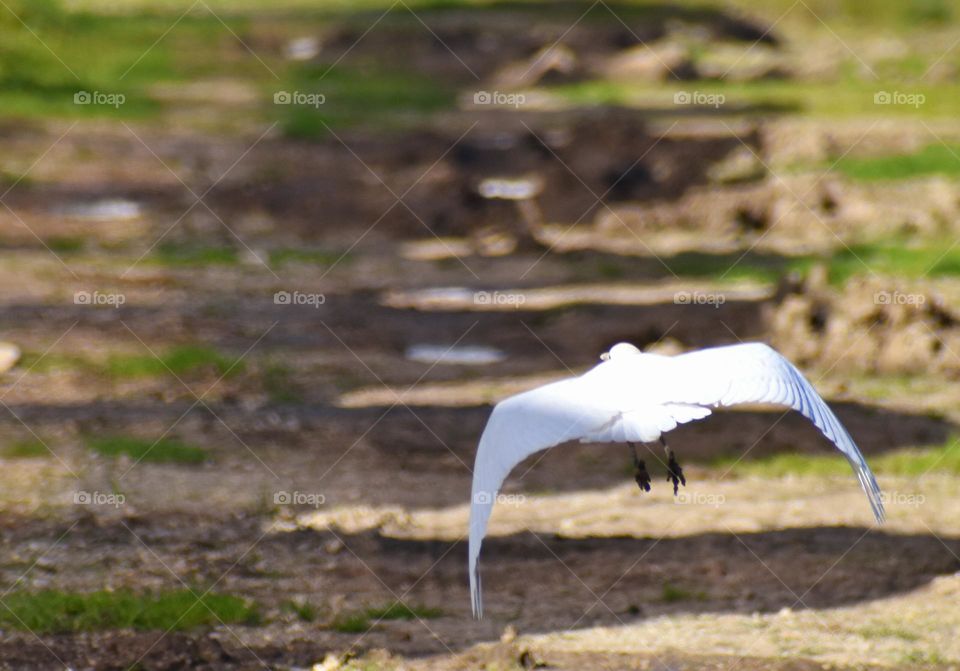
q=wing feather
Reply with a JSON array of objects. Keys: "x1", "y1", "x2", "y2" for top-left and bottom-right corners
[{"x1": 655, "y1": 343, "x2": 884, "y2": 524}]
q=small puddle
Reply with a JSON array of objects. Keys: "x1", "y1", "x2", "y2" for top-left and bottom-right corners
[
  {"x1": 0, "y1": 342, "x2": 20, "y2": 373},
  {"x1": 405, "y1": 343, "x2": 507, "y2": 365},
  {"x1": 477, "y1": 176, "x2": 543, "y2": 200},
  {"x1": 384, "y1": 281, "x2": 773, "y2": 312},
  {"x1": 57, "y1": 198, "x2": 142, "y2": 222},
  {"x1": 396, "y1": 287, "x2": 477, "y2": 306},
  {"x1": 284, "y1": 36, "x2": 320, "y2": 61}
]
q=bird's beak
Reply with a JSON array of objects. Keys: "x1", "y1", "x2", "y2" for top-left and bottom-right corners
[{"x1": 600, "y1": 352, "x2": 610, "y2": 361}]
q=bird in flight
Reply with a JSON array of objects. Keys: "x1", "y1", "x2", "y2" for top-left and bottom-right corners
[{"x1": 468, "y1": 342, "x2": 884, "y2": 618}]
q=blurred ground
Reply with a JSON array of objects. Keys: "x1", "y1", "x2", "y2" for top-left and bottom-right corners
[{"x1": 1, "y1": 0, "x2": 960, "y2": 669}]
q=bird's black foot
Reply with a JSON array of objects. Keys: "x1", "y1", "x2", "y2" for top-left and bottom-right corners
[
  {"x1": 634, "y1": 459, "x2": 651, "y2": 492},
  {"x1": 666, "y1": 452, "x2": 686, "y2": 496}
]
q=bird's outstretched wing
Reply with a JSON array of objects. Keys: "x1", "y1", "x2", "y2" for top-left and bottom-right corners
[
  {"x1": 467, "y1": 372, "x2": 707, "y2": 617},
  {"x1": 650, "y1": 343, "x2": 884, "y2": 524},
  {"x1": 468, "y1": 376, "x2": 612, "y2": 618}
]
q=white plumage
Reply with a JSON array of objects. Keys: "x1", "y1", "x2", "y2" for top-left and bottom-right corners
[{"x1": 468, "y1": 342, "x2": 885, "y2": 618}]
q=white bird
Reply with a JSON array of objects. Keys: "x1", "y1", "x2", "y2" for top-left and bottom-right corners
[{"x1": 468, "y1": 342, "x2": 884, "y2": 618}]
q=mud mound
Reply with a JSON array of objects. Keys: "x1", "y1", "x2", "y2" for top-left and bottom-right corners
[
  {"x1": 318, "y1": 2, "x2": 777, "y2": 85},
  {"x1": 769, "y1": 272, "x2": 960, "y2": 376},
  {"x1": 204, "y1": 110, "x2": 748, "y2": 241}
]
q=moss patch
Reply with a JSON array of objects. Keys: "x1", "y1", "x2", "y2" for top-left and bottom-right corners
[
  {"x1": 0, "y1": 589, "x2": 258, "y2": 633},
  {"x1": 86, "y1": 435, "x2": 208, "y2": 464}
]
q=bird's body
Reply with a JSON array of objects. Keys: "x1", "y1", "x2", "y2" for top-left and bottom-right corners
[{"x1": 468, "y1": 342, "x2": 885, "y2": 618}]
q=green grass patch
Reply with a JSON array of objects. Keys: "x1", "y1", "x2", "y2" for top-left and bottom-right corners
[
  {"x1": 548, "y1": 78, "x2": 960, "y2": 119},
  {"x1": 2, "y1": 439, "x2": 50, "y2": 459},
  {"x1": 365, "y1": 602, "x2": 443, "y2": 620},
  {"x1": 16, "y1": 351, "x2": 85, "y2": 374},
  {"x1": 664, "y1": 252, "x2": 799, "y2": 283},
  {"x1": 873, "y1": 439, "x2": 960, "y2": 476},
  {"x1": 45, "y1": 236, "x2": 85, "y2": 253},
  {"x1": 269, "y1": 248, "x2": 349, "y2": 268},
  {"x1": 714, "y1": 436, "x2": 960, "y2": 478},
  {"x1": 86, "y1": 435, "x2": 208, "y2": 464},
  {"x1": 833, "y1": 144, "x2": 960, "y2": 181},
  {"x1": 105, "y1": 344, "x2": 243, "y2": 379},
  {"x1": 0, "y1": 1, "x2": 230, "y2": 122},
  {"x1": 689, "y1": 0, "x2": 956, "y2": 28},
  {"x1": 331, "y1": 611, "x2": 371, "y2": 633},
  {"x1": 0, "y1": 588, "x2": 257, "y2": 633},
  {"x1": 826, "y1": 241, "x2": 960, "y2": 283},
  {"x1": 279, "y1": 63, "x2": 455, "y2": 137},
  {"x1": 713, "y1": 451, "x2": 850, "y2": 478},
  {"x1": 58, "y1": 0, "x2": 953, "y2": 29},
  {"x1": 577, "y1": 251, "x2": 806, "y2": 284},
  {"x1": 900, "y1": 649, "x2": 948, "y2": 667},
  {"x1": 20, "y1": 345, "x2": 242, "y2": 380},
  {"x1": 262, "y1": 362, "x2": 303, "y2": 403},
  {"x1": 845, "y1": 373, "x2": 940, "y2": 402},
  {"x1": 152, "y1": 243, "x2": 239, "y2": 266},
  {"x1": 660, "y1": 582, "x2": 707, "y2": 603},
  {"x1": 331, "y1": 601, "x2": 442, "y2": 632},
  {"x1": 595, "y1": 259, "x2": 626, "y2": 280},
  {"x1": 282, "y1": 600, "x2": 318, "y2": 622},
  {"x1": 663, "y1": 242, "x2": 960, "y2": 286},
  {"x1": 856, "y1": 624, "x2": 921, "y2": 641}
]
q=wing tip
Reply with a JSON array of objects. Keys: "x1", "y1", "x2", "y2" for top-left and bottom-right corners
[
  {"x1": 470, "y1": 562, "x2": 483, "y2": 619},
  {"x1": 857, "y1": 464, "x2": 886, "y2": 525}
]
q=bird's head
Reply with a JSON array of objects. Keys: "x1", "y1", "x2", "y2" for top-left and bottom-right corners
[{"x1": 600, "y1": 342, "x2": 642, "y2": 361}]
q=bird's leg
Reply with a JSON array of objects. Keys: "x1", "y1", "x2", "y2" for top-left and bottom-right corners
[
  {"x1": 662, "y1": 436, "x2": 686, "y2": 496},
  {"x1": 627, "y1": 442, "x2": 651, "y2": 492}
]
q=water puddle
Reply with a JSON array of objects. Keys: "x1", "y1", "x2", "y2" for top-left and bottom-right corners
[
  {"x1": 405, "y1": 343, "x2": 507, "y2": 365},
  {"x1": 284, "y1": 36, "x2": 320, "y2": 61},
  {"x1": 57, "y1": 198, "x2": 143, "y2": 222}
]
